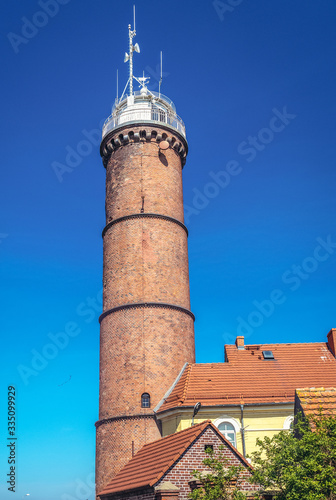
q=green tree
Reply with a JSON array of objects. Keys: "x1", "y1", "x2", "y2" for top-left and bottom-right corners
[
  {"x1": 250, "y1": 413, "x2": 336, "y2": 500},
  {"x1": 189, "y1": 445, "x2": 248, "y2": 500}
]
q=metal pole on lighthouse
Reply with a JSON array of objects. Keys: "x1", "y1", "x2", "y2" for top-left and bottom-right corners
[{"x1": 124, "y1": 6, "x2": 140, "y2": 96}]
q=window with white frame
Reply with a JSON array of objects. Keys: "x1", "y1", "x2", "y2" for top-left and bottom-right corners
[
  {"x1": 283, "y1": 416, "x2": 294, "y2": 430},
  {"x1": 217, "y1": 422, "x2": 236, "y2": 447}
]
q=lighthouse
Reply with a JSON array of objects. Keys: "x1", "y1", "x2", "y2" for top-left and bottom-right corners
[{"x1": 95, "y1": 15, "x2": 195, "y2": 494}]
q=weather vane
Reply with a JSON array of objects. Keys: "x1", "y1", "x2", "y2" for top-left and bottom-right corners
[{"x1": 138, "y1": 71, "x2": 150, "y2": 91}]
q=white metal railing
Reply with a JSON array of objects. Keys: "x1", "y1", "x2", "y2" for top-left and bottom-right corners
[
  {"x1": 102, "y1": 106, "x2": 186, "y2": 138},
  {"x1": 102, "y1": 106, "x2": 185, "y2": 139},
  {"x1": 102, "y1": 91, "x2": 185, "y2": 139}
]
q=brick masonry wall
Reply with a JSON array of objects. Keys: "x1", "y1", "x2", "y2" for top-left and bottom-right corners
[
  {"x1": 159, "y1": 427, "x2": 259, "y2": 500},
  {"x1": 99, "y1": 307, "x2": 195, "y2": 418},
  {"x1": 103, "y1": 218, "x2": 190, "y2": 310},
  {"x1": 104, "y1": 128, "x2": 185, "y2": 223},
  {"x1": 97, "y1": 124, "x2": 195, "y2": 495},
  {"x1": 96, "y1": 417, "x2": 161, "y2": 496}
]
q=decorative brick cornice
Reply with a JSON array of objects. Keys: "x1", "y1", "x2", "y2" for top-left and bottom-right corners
[
  {"x1": 95, "y1": 413, "x2": 156, "y2": 428},
  {"x1": 102, "y1": 213, "x2": 188, "y2": 238},
  {"x1": 100, "y1": 125, "x2": 188, "y2": 168},
  {"x1": 99, "y1": 302, "x2": 195, "y2": 323}
]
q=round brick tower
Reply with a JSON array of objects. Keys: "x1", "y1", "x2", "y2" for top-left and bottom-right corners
[{"x1": 95, "y1": 22, "x2": 195, "y2": 495}]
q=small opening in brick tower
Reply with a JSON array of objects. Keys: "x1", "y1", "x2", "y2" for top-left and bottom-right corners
[{"x1": 141, "y1": 393, "x2": 150, "y2": 408}]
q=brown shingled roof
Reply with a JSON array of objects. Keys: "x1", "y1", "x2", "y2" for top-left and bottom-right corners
[
  {"x1": 98, "y1": 420, "x2": 250, "y2": 497},
  {"x1": 296, "y1": 387, "x2": 336, "y2": 417},
  {"x1": 157, "y1": 342, "x2": 336, "y2": 413}
]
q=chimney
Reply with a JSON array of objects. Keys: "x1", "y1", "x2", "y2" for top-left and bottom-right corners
[
  {"x1": 236, "y1": 336, "x2": 244, "y2": 350},
  {"x1": 327, "y1": 328, "x2": 336, "y2": 357}
]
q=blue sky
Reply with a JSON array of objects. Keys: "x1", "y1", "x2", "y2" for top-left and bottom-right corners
[{"x1": 1, "y1": 1, "x2": 335, "y2": 499}]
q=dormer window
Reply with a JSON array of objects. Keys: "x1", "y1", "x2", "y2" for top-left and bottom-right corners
[{"x1": 141, "y1": 393, "x2": 150, "y2": 408}]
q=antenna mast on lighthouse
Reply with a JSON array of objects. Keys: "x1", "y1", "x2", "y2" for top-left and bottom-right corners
[
  {"x1": 124, "y1": 5, "x2": 140, "y2": 96},
  {"x1": 159, "y1": 51, "x2": 163, "y2": 97}
]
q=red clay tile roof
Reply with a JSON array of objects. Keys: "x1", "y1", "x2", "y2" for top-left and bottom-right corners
[
  {"x1": 296, "y1": 387, "x2": 336, "y2": 417},
  {"x1": 98, "y1": 420, "x2": 250, "y2": 497},
  {"x1": 157, "y1": 342, "x2": 336, "y2": 413}
]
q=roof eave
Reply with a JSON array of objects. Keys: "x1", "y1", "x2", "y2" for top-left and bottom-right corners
[
  {"x1": 156, "y1": 400, "x2": 295, "y2": 418},
  {"x1": 98, "y1": 484, "x2": 153, "y2": 498}
]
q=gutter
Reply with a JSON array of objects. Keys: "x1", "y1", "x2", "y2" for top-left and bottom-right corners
[
  {"x1": 240, "y1": 403, "x2": 246, "y2": 458},
  {"x1": 156, "y1": 400, "x2": 294, "y2": 417}
]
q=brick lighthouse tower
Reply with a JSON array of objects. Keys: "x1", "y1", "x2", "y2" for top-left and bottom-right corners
[{"x1": 96, "y1": 16, "x2": 195, "y2": 495}]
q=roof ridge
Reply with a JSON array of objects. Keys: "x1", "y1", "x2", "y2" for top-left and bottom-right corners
[
  {"x1": 149, "y1": 421, "x2": 211, "y2": 486},
  {"x1": 297, "y1": 387, "x2": 336, "y2": 391},
  {"x1": 226, "y1": 341, "x2": 328, "y2": 348},
  {"x1": 183, "y1": 391, "x2": 293, "y2": 398},
  {"x1": 153, "y1": 362, "x2": 188, "y2": 413},
  {"x1": 181, "y1": 363, "x2": 192, "y2": 403}
]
